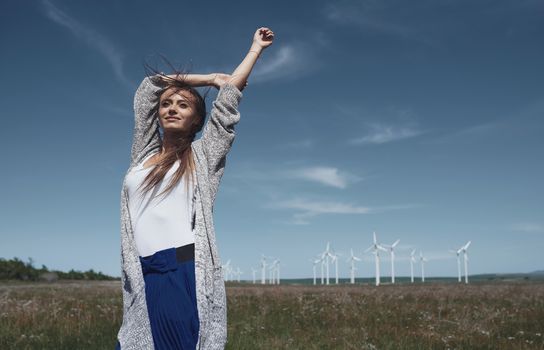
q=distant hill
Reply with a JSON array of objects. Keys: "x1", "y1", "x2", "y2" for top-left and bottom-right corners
[
  {"x1": 230, "y1": 273, "x2": 544, "y2": 285},
  {"x1": 529, "y1": 270, "x2": 544, "y2": 275}
]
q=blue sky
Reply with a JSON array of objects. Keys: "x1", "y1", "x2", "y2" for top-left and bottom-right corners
[{"x1": 0, "y1": 0, "x2": 542, "y2": 279}]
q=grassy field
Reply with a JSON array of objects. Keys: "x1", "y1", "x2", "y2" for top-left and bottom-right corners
[{"x1": 1, "y1": 280, "x2": 543, "y2": 349}]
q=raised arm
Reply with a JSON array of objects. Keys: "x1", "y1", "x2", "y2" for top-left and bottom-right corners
[
  {"x1": 226, "y1": 27, "x2": 274, "y2": 90},
  {"x1": 159, "y1": 73, "x2": 215, "y2": 87},
  {"x1": 199, "y1": 27, "x2": 274, "y2": 203},
  {"x1": 131, "y1": 75, "x2": 164, "y2": 167},
  {"x1": 199, "y1": 83, "x2": 242, "y2": 201}
]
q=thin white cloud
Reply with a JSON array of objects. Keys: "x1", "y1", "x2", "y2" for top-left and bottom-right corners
[
  {"x1": 349, "y1": 122, "x2": 423, "y2": 145},
  {"x1": 248, "y1": 43, "x2": 319, "y2": 83},
  {"x1": 266, "y1": 197, "x2": 418, "y2": 224},
  {"x1": 458, "y1": 122, "x2": 502, "y2": 136},
  {"x1": 270, "y1": 198, "x2": 373, "y2": 214},
  {"x1": 511, "y1": 222, "x2": 543, "y2": 233},
  {"x1": 426, "y1": 120, "x2": 505, "y2": 144},
  {"x1": 231, "y1": 162, "x2": 364, "y2": 189},
  {"x1": 281, "y1": 166, "x2": 363, "y2": 189},
  {"x1": 335, "y1": 104, "x2": 425, "y2": 146},
  {"x1": 247, "y1": 28, "x2": 332, "y2": 83},
  {"x1": 41, "y1": 0, "x2": 131, "y2": 88}
]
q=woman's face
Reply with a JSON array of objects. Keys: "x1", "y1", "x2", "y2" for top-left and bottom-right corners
[{"x1": 158, "y1": 87, "x2": 196, "y2": 133}]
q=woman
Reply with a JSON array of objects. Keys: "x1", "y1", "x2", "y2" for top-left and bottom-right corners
[{"x1": 115, "y1": 27, "x2": 274, "y2": 350}]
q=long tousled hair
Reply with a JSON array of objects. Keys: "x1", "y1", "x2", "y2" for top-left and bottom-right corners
[{"x1": 136, "y1": 56, "x2": 212, "y2": 201}]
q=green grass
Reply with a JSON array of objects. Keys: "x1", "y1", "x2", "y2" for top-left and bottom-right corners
[{"x1": 1, "y1": 280, "x2": 543, "y2": 349}]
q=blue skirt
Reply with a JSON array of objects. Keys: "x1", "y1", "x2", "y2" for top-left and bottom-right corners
[{"x1": 116, "y1": 244, "x2": 200, "y2": 350}]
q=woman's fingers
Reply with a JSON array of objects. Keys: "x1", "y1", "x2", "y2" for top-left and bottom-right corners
[
  {"x1": 259, "y1": 27, "x2": 273, "y2": 35},
  {"x1": 255, "y1": 27, "x2": 274, "y2": 47}
]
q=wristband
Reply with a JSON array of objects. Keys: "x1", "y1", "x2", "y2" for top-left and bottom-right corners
[{"x1": 249, "y1": 50, "x2": 261, "y2": 58}]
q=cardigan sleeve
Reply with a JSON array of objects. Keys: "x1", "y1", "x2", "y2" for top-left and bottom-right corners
[
  {"x1": 200, "y1": 82, "x2": 243, "y2": 201},
  {"x1": 130, "y1": 75, "x2": 163, "y2": 166}
]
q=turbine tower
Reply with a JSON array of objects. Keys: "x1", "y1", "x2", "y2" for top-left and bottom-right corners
[
  {"x1": 268, "y1": 260, "x2": 275, "y2": 284},
  {"x1": 410, "y1": 249, "x2": 416, "y2": 283},
  {"x1": 364, "y1": 231, "x2": 387, "y2": 286},
  {"x1": 266, "y1": 257, "x2": 280, "y2": 284},
  {"x1": 260, "y1": 254, "x2": 267, "y2": 284},
  {"x1": 330, "y1": 252, "x2": 340, "y2": 284},
  {"x1": 235, "y1": 267, "x2": 243, "y2": 282},
  {"x1": 251, "y1": 267, "x2": 258, "y2": 284},
  {"x1": 382, "y1": 239, "x2": 400, "y2": 283},
  {"x1": 274, "y1": 259, "x2": 281, "y2": 284},
  {"x1": 319, "y1": 251, "x2": 325, "y2": 284},
  {"x1": 226, "y1": 264, "x2": 234, "y2": 281},
  {"x1": 222, "y1": 259, "x2": 231, "y2": 281},
  {"x1": 449, "y1": 248, "x2": 462, "y2": 282},
  {"x1": 348, "y1": 248, "x2": 362, "y2": 284},
  {"x1": 420, "y1": 251, "x2": 428, "y2": 282},
  {"x1": 322, "y1": 242, "x2": 334, "y2": 285},
  {"x1": 459, "y1": 241, "x2": 471, "y2": 284},
  {"x1": 309, "y1": 257, "x2": 321, "y2": 285}
]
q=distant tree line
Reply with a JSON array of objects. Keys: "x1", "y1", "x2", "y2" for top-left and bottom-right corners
[{"x1": 0, "y1": 257, "x2": 119, "y2": 281}]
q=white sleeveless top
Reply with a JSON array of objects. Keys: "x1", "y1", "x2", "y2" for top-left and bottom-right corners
[{"x1": 125, "y1": 152, "x2": 196, "y2": 257}]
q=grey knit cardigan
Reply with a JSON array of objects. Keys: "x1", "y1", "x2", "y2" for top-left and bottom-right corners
[{"x1": 116, "y1": 75, "x2": 242, "y2": 350}]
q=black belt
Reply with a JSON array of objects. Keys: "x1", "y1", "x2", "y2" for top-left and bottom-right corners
[{"x1": 176, "y1": 243, "x2": 195, "y2": 262}]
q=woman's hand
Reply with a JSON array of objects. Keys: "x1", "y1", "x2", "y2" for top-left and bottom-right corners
[
  {"x1": 212, "y1": 73, "x2": 248, "y2": 91},
  {"x1": 212, "y1": 27, "x2": 274, "y2": 92},
  {"x1": 253, "y1": 27, "x2": 274, "y2": 49}
]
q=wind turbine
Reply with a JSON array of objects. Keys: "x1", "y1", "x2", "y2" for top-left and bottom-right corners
[
  {"x1": 382, "y1": 239, "x2": 400, "y2": 283},
  {"x1": 326, "y1": 242, "x2": 334, "y2": 285},
  {"x1": 319, "y1": 251, "x2": 325, "y2": 284},
  {"x1": 364, "y1": 231, "x2": 387, "y2": 286},
  {"x1": 233, "y1": 267, "x2": 242, "y2": 282},
  {"x1": 251, "y1": 267, "x2": 258, "y2": 284},
  {"x1": 330, "y1": 252, "x2": 340, "y2": 284},
  {"x1": 266, "y1": 257, "x2": 279, "y2": 284},
  {"x1": 309, "y1": 257, "x2": 321, "y2": 285},
  {"x1": 420, "y1": 252, "x2": 428, "y2": 282},
  {"x1": 410, "y1": 249, "x2": 416, "y2": 283},
  {"x1": 268, "y1": 260, "x2": 275, "y2": 284},
  {"x1": 222, "y1": 259, "x2": 231, "y2": 281},
  {"x1": 273, "y1": 259, "x2": 281, "y2": 284},
  {"x1": 260, "y1": 254, "x2": 267, "y2": 284},
  {"x1": 449, "y1": 248, "x2": 462, "y2": 282},
  {"x1": 459, "y1": 241, "x2": 471, "y2": 284},
  {"x1": 348, "y1": 248, "x2": 362, "y2": 284},
  {"x1": 226, "y1": 264, "x2": 235, "y2": 281},
  {"x1": 322, "y1": 242, "x2": 334, "y2": 285}
]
